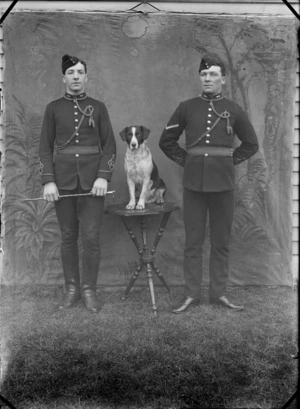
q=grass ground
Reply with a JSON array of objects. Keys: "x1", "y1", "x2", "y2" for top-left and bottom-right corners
[{"x1": 0, "y1": 285, "x2": 298, "y2": 409}]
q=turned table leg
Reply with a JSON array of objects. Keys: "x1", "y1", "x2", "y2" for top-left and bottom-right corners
[{"x1": 117, "y1": 209, "x2": 175, "y2": 314}]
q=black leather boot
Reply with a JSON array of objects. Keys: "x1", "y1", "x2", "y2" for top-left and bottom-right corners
[
  {"x1": 59, "y1": 279, "x2": 80, "y2": 310},
  {"x1": 81, "y1": 251, "x2": 101, "y2": 312},
  {"x1": 81, "y1": 285, "x2": 101, "y2": 313},
  {"x1": 59, "y1": 245, "x2": 81, "y2": 310}
]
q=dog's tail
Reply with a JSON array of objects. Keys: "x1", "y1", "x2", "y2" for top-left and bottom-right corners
[{"x1": 151, "y1": 161, "x2": 166, "y2": 190}]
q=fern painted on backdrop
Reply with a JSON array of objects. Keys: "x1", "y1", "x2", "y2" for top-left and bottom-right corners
[
  {"x1": 4, "y1": 97, "x2": 61, "y2": 281},
  {"x1": 232, "y1": 157, "x2": 280, "y2": 253}
]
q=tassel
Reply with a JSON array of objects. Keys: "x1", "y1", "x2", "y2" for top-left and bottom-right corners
[
  {"x1": 89, "y1": 116, "x2": 95, "y2": 127},
  {"x1": 226, "y1": 119, "x2": 233, "y2": 135}
]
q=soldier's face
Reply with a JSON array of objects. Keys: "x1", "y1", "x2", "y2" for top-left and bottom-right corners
[
  {"x1": 63, "y1": 62, "x2": 88, "y2": 95},
  {"x1": 199, "y1": 66, "x2": 225, "y2": 95}
]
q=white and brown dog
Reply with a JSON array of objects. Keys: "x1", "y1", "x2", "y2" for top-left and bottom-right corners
[{"x1": 120, "y1": 126, "x2": 166, "y2": 210}]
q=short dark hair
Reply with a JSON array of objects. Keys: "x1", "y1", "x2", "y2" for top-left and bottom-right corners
[{"x1": 199, "y1": 54, "x2": 226, "y2": 76}]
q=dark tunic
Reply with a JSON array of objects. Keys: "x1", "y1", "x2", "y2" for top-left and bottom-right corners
[
  {"x1": 159, "y1": 93, "x2": 259, "y2": 192},
  {"x1": 39, "y1": 92, "x2": 116, "y2": 190}
]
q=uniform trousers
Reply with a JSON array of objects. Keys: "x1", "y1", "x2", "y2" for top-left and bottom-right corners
[
  {"x1": 54, "y1": 184, "x2": 104, "y2": 290},
  {"x1": 183, "y1": 188, "x2": 235, "y2": 300}
]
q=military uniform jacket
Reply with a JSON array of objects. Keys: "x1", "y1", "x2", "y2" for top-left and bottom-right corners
[
  {"x1": 159, "y1": 94, "x2": 259, "y2": 192},
  {"x1": 39, "y1": 93, "x2": 116, "y2": 190}
]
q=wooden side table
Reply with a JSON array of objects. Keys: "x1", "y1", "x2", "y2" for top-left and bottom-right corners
[{"x1": 105, "y1": 202, "x2": 180, "y2": 315}]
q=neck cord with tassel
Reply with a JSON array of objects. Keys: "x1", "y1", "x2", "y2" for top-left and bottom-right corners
[
  {"x1": 210, "y1": 100, "x2": 233, "y2": 135},
  {"x1": 74, "y1": 99, "x2": 95, "y2": 128},
  {"x1": 57, "y1": 101, "x2": 95, "y2": 150},
  {"x1": 186, "y1": 100, "x2": 233, "y2": 150}
]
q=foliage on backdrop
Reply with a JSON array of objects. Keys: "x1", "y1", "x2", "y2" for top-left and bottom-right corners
[{"x1": 2, "y1": 12, "x2": 298, "y2": 286}]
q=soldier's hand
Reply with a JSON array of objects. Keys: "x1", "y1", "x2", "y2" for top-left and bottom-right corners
[
  {"x1": 91, "y1": 178, "x2": 108, "y2": 196},
  {"x1": 43, "y1": 182, "x2": 59, "y2": 202}
]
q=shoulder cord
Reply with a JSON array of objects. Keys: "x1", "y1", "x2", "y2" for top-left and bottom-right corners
[
  {"x1": 210, "y1": 101, "x2": 233, "y2": 135},
  {"x1": 57, "y1": 100, "x2": 95, "y2": 151},
  {"x1": 186, "y1": 101, "x2": 233, "y2": 150},
  {"x1": 74, "y1": 99, "x2": 95, "y2": 128}
]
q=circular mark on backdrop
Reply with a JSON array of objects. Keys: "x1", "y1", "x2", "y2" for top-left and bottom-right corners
[{"x1": 122, "y1": 16, "x2": 148, "y2": 38}]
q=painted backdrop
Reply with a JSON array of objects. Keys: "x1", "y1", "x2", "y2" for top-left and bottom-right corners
[{"x1": 2, "y1": 12, "x2": 298, "y2": 286}]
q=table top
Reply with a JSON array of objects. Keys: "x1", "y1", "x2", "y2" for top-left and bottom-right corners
[{"x1": 105, "y1": 202, "x2": 180, "y2": 217}]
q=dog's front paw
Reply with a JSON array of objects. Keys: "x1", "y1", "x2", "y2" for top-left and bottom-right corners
[
  {"x1": 126, "y1": 202, "x2": 136, "y2": 210},
  {"x1": 136, "y1": 201, "x2": 145, "y2": 210}
]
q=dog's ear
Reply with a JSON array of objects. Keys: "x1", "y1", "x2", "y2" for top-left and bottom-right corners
[
  {"x1": 141, "y1": 126, "x2": 150, "y2": 139},
  {"x1": 119, "y1": 127, "x2": 128, "y2": 141}
]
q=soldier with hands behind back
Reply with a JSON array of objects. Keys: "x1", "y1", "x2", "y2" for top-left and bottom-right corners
[{"x1": 159, "y1": 54, "x2": 259, "y2": 313}]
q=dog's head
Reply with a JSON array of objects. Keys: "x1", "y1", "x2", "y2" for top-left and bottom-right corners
[{"x1": 120, "y1": 126, "x2": 150, "y2": 151}]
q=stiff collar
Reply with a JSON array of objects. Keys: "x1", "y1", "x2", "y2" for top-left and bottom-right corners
[
  {"x1": 200, "y1": 93, "x2": 223, "y2": 102},
  {"x1": 64, "y1": 92, "x2": 87, "y2": 101}
]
